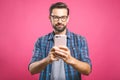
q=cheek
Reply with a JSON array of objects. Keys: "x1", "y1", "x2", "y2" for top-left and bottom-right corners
[
  {"x1": 52, "y1": 21, "x2": 57, "y2": 25},
  {"x1": 63, "y1": 22, "x2": 67, "y2": 25}
]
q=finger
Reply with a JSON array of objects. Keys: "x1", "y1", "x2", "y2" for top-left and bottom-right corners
[
  {"x1": 50, "y1": 48, "x2": 55, "y2": 52},
  {"x1": 55, "y1": 50, "x2": 67, "y2": 58},
  {"x1": 50, "y1": 46, "x2": 59, "y2": 52},
  {"x1": 49, "y1": 52, "x2": 54, "y2": 55},
  {"x1": 58, "y1": 56, "x2": 67, "y2": 61},
  {"x1": 55, "y1": 48, "x2": 68, "y2": 55},
  {"x1": 50, "y1": 52, "x2": 58, "y2": 58},
  {"x1": 51, "y1": 57, "x2": 59, "y2": 61},
  {"x1": 58, "y1": 46, "x2": 69, "y2": 51}
]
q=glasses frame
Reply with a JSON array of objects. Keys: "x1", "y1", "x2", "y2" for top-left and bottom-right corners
[{"x1": 51, "y1": 15, "x2": 68, "y2": 22}]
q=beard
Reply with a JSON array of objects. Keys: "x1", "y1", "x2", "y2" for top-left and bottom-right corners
[{"x1": 53, "y1": 23, "x2": 66, "y2": 32}]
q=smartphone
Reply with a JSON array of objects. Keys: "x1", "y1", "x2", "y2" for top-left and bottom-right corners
[{"x1": 54, "y1": 35, "x2": 67, "y2": 47}]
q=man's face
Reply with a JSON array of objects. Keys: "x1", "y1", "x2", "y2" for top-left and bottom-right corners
[{"x1": 50, "y1": 8, "x2": 69, "y2": 33}]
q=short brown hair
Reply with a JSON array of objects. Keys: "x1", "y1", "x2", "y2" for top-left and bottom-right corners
[{"x1": 49, "y1": 2, "x2": 69, "y2": 15}]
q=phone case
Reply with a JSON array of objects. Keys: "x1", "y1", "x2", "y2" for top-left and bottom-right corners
[{"x1": 54, "y1": 35, "x2": 67, "y2": 46}]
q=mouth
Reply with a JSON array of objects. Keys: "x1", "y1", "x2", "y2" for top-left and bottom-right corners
[
  {"x1": 57, "y1": 25, "x2": 63, "y2": 28},
  {"x1": 53, "y1": 24, "x2": 66, "y2": 32},
  {"x1": 56, "y1": 24, "x2": 64, "y2": 27}
]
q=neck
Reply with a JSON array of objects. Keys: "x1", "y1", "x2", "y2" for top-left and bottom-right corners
[{"x1": 54, "y1": 29, "x2": 66, "y2": 35}]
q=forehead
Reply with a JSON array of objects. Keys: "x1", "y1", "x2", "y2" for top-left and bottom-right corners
[{"x1": 51, "y1": 8, "x2": 68, "y2": 16}]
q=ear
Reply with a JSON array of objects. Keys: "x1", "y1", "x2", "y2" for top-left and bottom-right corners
[
  {"x1": 66, "y1": 16, "x2": 69, "y2": 23},
  {"x1": 49, "y1": 16, "x2": 51, "y2": 20},
  {"x1": 49, "y1": 16, "x2": 52, "y2": 22}
]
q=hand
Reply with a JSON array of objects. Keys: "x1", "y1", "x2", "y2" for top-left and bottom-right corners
[
  {"x1": 46, "y1": 47, "x2": 59, "y2": 64},
  {"x1": 54, "y1": 46, "x2": 74, "y2": 64}
]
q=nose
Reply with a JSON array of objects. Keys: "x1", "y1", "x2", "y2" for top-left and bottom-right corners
[{"x1": 58, "y1": 18, "x2": 62, "y2": 23}]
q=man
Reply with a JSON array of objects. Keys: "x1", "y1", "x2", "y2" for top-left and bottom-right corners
[{"x1": 28, "y1": 2, "x2": 92, "y2": 80}]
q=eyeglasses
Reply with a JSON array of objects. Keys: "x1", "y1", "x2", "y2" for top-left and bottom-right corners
[{"x1": 51, "y1": 15, "x2": 68, "y2": 22}]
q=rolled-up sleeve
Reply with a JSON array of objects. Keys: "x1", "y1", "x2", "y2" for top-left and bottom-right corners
[
  {"x1": 79, "y1": 36, "x2": 92, "y2": 69},
  {"x1": 28, "y1": 38, "x2": 42, "y2": 69}
]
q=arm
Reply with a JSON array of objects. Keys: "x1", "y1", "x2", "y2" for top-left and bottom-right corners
[
  {"x1": 70, "y1": 36, "x2": 92, "y2": 75},
  {"x1": 29, "y1": 56, "x2": 49, "y2": 75},
  {"x1": 68, "y1": 56, "x2": 91, "y2": 75},
  {"x1": 54, "y1": 46, "x2": 92, "y2": 75},
  {"x1": 29, "y1": 47, "x2": 59, "y2": 75}
]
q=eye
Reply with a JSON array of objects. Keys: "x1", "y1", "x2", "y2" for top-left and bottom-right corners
[
  {"x1": 53, "y1": 16, "x2": 59, "y2": 19},
  {"x1": 61, "y1": 16, "x2": 66, "y2": 19}
]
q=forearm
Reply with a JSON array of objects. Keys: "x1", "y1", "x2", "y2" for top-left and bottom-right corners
[
  {"x1": 29, "y1": 57, "x2": 49, "y2": 75},
  {"x1": 69, "y1": 57, "x2": 91, "y2": 75}
]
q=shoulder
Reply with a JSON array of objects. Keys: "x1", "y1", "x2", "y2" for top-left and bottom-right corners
[
  {"x1": 69, "y1": 31, "x2": 88, "y2": 46},
  {"x1": 70, "y1": 31, "x2": 86, "y2": 40},
  {"x1": 35, "y1": 32, "x2": 52, "y2": 44},
  {"x1": 38, "y1": 32, "x2": 52, "y2": 40}
]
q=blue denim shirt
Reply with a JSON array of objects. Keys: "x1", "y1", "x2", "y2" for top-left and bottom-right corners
[{"x1": 29, "y1": 30, "x2": 92, "y2": 80}]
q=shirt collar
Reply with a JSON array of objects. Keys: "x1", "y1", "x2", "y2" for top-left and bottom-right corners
[{"x1": 48, "y1": 29, "x2": 71, "y2": 40}]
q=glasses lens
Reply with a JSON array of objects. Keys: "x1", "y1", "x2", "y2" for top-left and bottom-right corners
[
  {"x1": 51, "y1": 16, "x2": 68, "y2": 22},
  {"x1": 61, "y1": 16, "x2": 67, "y2": 22}
]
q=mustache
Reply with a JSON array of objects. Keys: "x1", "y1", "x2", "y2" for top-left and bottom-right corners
[{"x1": 55, "y1": 23, "x2": 64, "y2": 26}]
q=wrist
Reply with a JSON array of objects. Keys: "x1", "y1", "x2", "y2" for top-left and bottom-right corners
[
  {"x1": 45, "y1": 56, "x2": 50, "y2": 64},
  {"x1": 67, "y1": 56, "x2": 75, "y2": 65}
]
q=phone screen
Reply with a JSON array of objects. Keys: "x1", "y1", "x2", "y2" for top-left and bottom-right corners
[{"x1": 54, "y1": 35, "x2": 67, "y2": 47}]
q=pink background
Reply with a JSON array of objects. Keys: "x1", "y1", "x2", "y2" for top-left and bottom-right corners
[{"x1": 0, "y1": 0, "x2": 120, "y2": 80}]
